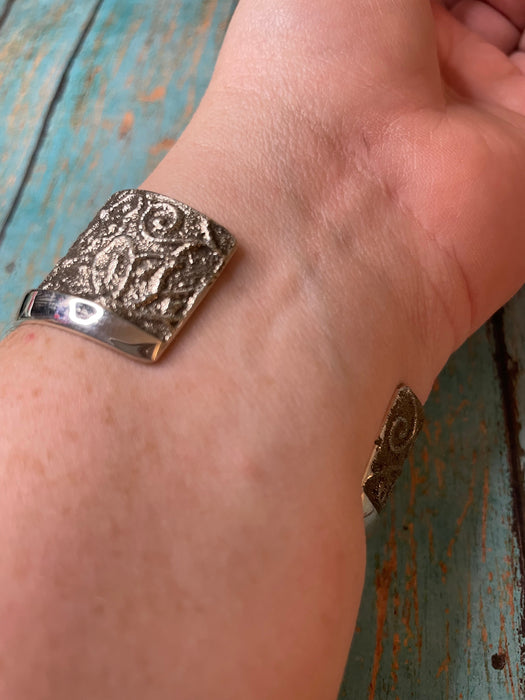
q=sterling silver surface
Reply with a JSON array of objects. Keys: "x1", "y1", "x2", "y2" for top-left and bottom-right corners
[
  {"x1": 362, "y1": 385, "x2": 424, "y2": 525},
  {"x1": 17, "y1": 189, "x2": 237, "y2": 361},
  {"x1": 18, "y1": 290, "x2": 163, "y2": 361}
]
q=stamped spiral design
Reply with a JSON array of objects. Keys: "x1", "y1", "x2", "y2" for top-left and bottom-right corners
[
  {"x1": 140, "y1": 201, "x2": 185, "y2": 243},
  {"x1": 387, "y1": 393, "x2": 420, "y2": 454},
  {"x1": 40, "y1": 189, "x2": 236, "y2": 342},
  {"x1": 362, "y1": 385, "x2": 424, "y2": 514}
]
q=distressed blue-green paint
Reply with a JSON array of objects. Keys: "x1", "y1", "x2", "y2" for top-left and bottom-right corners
[
  {"x1": 492, "y1": 288, "x2": 525, "y2": 699},
  {"x1": 0, "y1": 0, "x2": 99, "y2": 230},
  {"x1": 0, "y1": 1, "x2": 12, "y2": 20},
  {"x1": 0, "y1": 2, "x2": 522, "y2": 699},
  {"x1": 0, "y1": 0, "x2": 236, "y2": 331},
  {"x1": 343, "y1": 325, "x2": 524, "y2": 698}
]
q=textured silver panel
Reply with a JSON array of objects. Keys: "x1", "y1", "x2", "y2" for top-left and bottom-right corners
[
  {"x1": 40, "y1": 189, "x2": 236, "y2": 345},
  {"x1": 362, "y1": 385, "x2": 424, "y2": 516}
]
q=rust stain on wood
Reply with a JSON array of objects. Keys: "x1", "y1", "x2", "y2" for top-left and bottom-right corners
[
  {"x1": 81, "y1": 65, "x2": 101, "y2": 95},
  {"x1": 499, "y1": 611, "x2": 517, "y2": 699},
  {"x1": 149, "y1": 138, "x2": 175, "y2": 156},
  {"x1": 162, "y1": 18, "x2": 178, "y2": 45},
  {"x1": 428, "y1": 522, "x2": 435, "y2": 562},
  {"x1": 506, "y1": 579, "x2": 516, "y2": 621},
  {"x1": 439, "y1": 560, "x2": 447, "y2": 583},
  {"x1": 89, "y1": 153, "x2": 100, "y2": 171},
  {"x1": 390, "y1": 631, "x2": 401, "y2": 690},
  {"x1": 480, "y1": 596, "x2": 489, "y2": 645},
  {"x1": 482, "y1": 466, "x2": 489, "y2": 563},
  {"x1": 436, "y1": 619, "x2": 451, "y2": 681},
  {"x1": 180, "y1": 83, "x2": 197, "y2": 126},
  {"x1": 446, "y1": 469, "x2": 475, "y2": 558},
  {"x1": 176, "y1": 0, "x2": 219, "y2": 96},
  {"x1": 404, "y1": 522, "x2": 422, "y2": 664},
  {"x1": 445, "y1": 398, "x2": 469, "y2": 426},
  {"x1": 467, "y1": 578, "x2": 472, "y2": 645},
  {"x1": 491, "y1": 308, "x2": 525, "y2": 696},
  {"x1": 119, "y1": 110, "x2": 134, "y2": 137},
  {"x1": 409, "y1": 452, "x2": 426, "y2": 509},
  {"x1": 198, "y1": 0, "x2": 220, "y2": 30},
  {"x1": 435, "y1": 456, "x2": 445, "y2": 491},
  {"x1": 52, "y1": 235, "x2": 64, "y2": 262},
  {"x1": 139, "y1": 85, "x2": 166, "y2": 102},
  {"x1": 369, "y1": 522, "x2": 397, "y2": 700},
  {"x1": 114, "y1": 19, "x2": 143, "y2": 75},
  {"x1": 433, "y1": 420, "x2": 442, "y2": 444}
]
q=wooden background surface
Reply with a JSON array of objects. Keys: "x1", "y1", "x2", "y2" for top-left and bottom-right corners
[{"x1": 0, "y1": 1, "x2": 523, "y2": 697}]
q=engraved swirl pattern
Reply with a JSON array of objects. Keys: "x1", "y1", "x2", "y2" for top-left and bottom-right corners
[
  {"x1": 363, "y1": 386, "x2": 424, "y2": 513},
  {"x1": 40, "y1": 190, "x2": 236, "y2": 342},
  {"x1": 387, "y1": 392, "x2": 420, "y2": 454}
]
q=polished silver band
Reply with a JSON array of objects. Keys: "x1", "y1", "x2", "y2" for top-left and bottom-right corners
[
  {"x1": 16, "y1": 189, "x2": 237, "y2": 362},
  {"x1": 362, "y1": 385, "x2": 424, "y2": 526},
  {"x1": 16, "y1": 189, "x2": 419, "y2": 522},
  {"x1": 18, "y1": 289, "x2": 164, "y2": 361}
]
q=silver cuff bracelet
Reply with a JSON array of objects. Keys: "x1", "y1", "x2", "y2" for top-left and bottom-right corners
[
  {"x1": 17, "y1": 189, "x2": 237, "y2": 362},
  {"x1": 16, "y1": 189, "x2": 422, "y2": 521},
  {"x1": 361, "y1": 385, "x2": 424, "y2": 526}
]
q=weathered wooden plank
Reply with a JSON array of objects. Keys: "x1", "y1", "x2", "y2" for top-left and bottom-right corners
[
  {"x1": 0, "y1": 0, "x2": 100, "y2": 234},
  {"x1": 342, "y1": 326, "x2": 523, "y2": 699},
  {"x1": 0, "y1": 0, "x2": 14, "y2": 28},
  {"x1": 0, "y1": 2, "x2": 521, "y2": 699},
  {"x1": 0, "y1": 0, "x2": 237, "y2": 333},
  {"x1": 491, "y1": 291, "x2": 525, "y2": 699}
]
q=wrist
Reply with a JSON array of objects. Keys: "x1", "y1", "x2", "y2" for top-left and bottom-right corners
[{"x1": 142, "y1": 115, "x2": 452, "y2": 404}]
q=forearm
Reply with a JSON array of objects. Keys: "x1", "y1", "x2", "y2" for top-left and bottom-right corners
[
  {"x1": 0, "y1": 125, "x2": 437, "y2": 699},
  {"x1": 0, "y1": 2, "x2": 475, "y2": 695}
]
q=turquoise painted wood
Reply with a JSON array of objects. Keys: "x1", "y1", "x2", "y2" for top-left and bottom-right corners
[
  {"x1": 344, "y1": 326, "x2": 524, "y2": 698},
  {"x1": 0, "y1": 2, "x2": 12, "y2": 22},
  {"x1": 0, "y1": 0, "x2": 236, "y2": 327},
  {"x1": 0, "y1": 0, "x2": 100, "y2": 231},
  {"x1": 0, "y1": 2, "x2": 523, "y2": 698}
]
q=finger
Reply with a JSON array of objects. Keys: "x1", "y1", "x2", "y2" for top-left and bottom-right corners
[
  {"x1": 490, "y1": 0, "x2": 525, "y2": 26},
  {"x1": 446, "y1": 0, "x2": 525, "y2": 28},
  {"x1": 450, "y1": 0, "x2": 521, "y2": 54},
  {"x1": 433, "y1": 3, "x2": 525, "y2": 113},
  {"x1": 510, "y1": 34, "x2": 525, "y2": 72}
]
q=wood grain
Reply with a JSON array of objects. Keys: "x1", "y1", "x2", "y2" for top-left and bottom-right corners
[
  {"x1": 0, "y1": 0, "x2": 101, "y2": 237},
  {"x1": 0, "y1": 0, "x2": 236, "y2": 328},
  {"x1": 343, "y1": 326, "x2": 524, "y2": 698},
  {"x1": 0, "y1": 1, "x2": 522, "y2": 698},
  {"x1": 0, "y1": 1, "x2": 15, "y2": 30}
]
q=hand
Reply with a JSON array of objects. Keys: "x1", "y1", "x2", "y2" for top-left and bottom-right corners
[
  {"x1": 444, "y1": 0, "x2": 525, "y2": 62},
  {"x1": 147, "y1": 0, "x2": 525, "y2": 399},
  {"x1": 2, "y1": 3, "x2": 525, "y2": 698}
]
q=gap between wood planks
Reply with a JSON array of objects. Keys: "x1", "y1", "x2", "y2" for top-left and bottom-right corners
[
  {"x1": 491, "y1": 308, "x2": 525, "y2": 692},
  {"x1": 0, "y1": 0, "x2": 16, "y2": 34},
  {"x1": 0, "y1": 0, "x2": 105, "y2": 248}
]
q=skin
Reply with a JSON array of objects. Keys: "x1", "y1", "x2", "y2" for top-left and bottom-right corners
[{"x1": 1, "y1": 1, "x2": 525, "y2": 698}]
